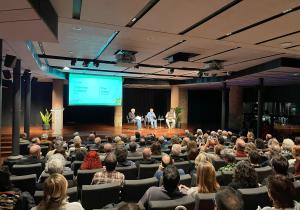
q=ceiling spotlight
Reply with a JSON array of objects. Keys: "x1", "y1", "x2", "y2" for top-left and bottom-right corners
[
  {"x1": 72, "y1": 26, "x2": 82, "y2": 31},
  {"x1": 280, "y1": 42, "x2": 293, "y2": 48},
  {"x1": 93, "y1": 60, "x2": 99, "y2": 67},
  {"x1": 63, "y1": 66, "x2": 70, "y2": 70},
  {"x1": 69, "y1": 51, "x2": 73, "y2": 54},
  {"x1": 168, "y1": 68, "x2": 174, "y2": 74},
  {"x1": 131, "y1": 17, "x2": 137, "y2": 22},
  {"x1": 293, "y1": 73, "x2": 299, "y2": 76},
  {"x1": 82, "y1": 59, "x2": 90, "y2": 67},
  {"x1": 282, "y1": 8, "x2": 292, "y2": 13},
  {"x1": 226, "y1": 32, "x2": 232, "y2": 36},
  {"x1": 71, "y1": 58, "x2": 77, "y2": 66}
]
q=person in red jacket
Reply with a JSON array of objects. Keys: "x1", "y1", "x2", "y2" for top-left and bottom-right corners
[{"x1": 80, "y1": 150, "x2": 102, "y2": 170}]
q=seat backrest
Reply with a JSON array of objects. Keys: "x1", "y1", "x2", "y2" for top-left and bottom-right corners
[
  {"x1": 294, "y1": 180, "x2": 300, "y2": 202},
  {"x1": 72, "y1": 161, "x2": 83, "y2": 176},
  {"x1": 20, "y1": 143, "x2": 30, "y2": 155},
  {"x1": 81, "y1": 183, "x2": 121, "y2": 210},
  {"x1": 127, "y1": 156, "x2": 143, "y2": 162},
  {"x1": 148, "y1": 195, "x2": 195, "y2": 210},
  {"x1": 116, "y1": 166, "x2": 137, "y2": 180},
  {"x1": 174, "y1": 161, "x2": 191, "y2": 174},
  {"x1": 255, "y1": 166, "x2": 273, "y2": 183},
  {"x1": 10, "y1": 174, "x2": 37, "y2": 195},
  {"x1": 34, "y1": 187, "x2": 78, "y2": 204},
  {"x1": 139, "y1": 163, "x2": 160, "y2": 179},
  {"x1": 194, "y1": 193, "x2": 215, "y2": 210},
  {"x1": 212, "y1": 160, "x2": 226, "y2": 171},
  {"x1": 39, "y1": 171, "x2": 74, "y2": 183},
  {"x1": 77, "y1": 169, "x2": 102, "y2": 188},
  {"x1": 123, "y1": 177, "x2": 159, "y2": 202},
  {"x1": 40, "y1": 145, "x2": 49, "y2": 156},
  {"x1": 238, "y1": 186, "x2": 272, "y2": 210},
  {"x1": 152, "y1": 155, "x2": 163, "y2": 161},
  {"x1": 159, "y1": 174, "x2": 192, "y2": 187},
  {"x1": 12, "y1": 163, "x2": 42, "y2": 177},
  {"x1": 218, "y1": 170, "x2": 233, "y2": 186}
]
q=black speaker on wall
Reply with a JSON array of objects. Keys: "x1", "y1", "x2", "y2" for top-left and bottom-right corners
[
  {"x1": 2, "y1": 70, "x2": 12, "y2": 80},
  {"x1": 4, "y1": 54, "x2": 17, "y2": 68}
]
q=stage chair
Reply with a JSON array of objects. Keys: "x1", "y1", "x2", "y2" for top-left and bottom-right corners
[
  {"x1": 238, "y1": 186, "x2": 272, "y2": 210},
  {"x1": 148, "y1": 195, "x2": 195, "y2": 210},
  {"x1": 212, "y1": 159, "x2": 226, "y2": 171},
  {"x1": 77, "y1": 169, "x2": 102, "y2": 189},
  {"x1": 294, "y1": 180, "x2": 300, "y2": 202},
  {"x1": 81, "y1": 183, "x2": 121, "y2": 210},
  {"x1": 116, "y1": 166, "x2": 138, "y2": 180},
  {"x1": 11, "y1": 163, "x2": 43, "y2": 177},
  {"x1": 159, "y1": 174, "x2": 192, "y2": 187},
  {"x1": 72, "y1": 160, "x2": 83, "y2": 176},
  {"x1": 39, "y1": 171, "x2": 74, "y2": 183},
  {"x1": 123, "y1": 177, "x2": 159, "y2": 202},
  {"x1": 138, "y1": 163, "x2": 160, "y2": 179},
  {"x1": 194, "y1": 193, "x2": 215, "y2": 210},
  {"x1": 255, "y1": 166, "x2": 273, "y2": 183},
  {"x1": 10, "y1": 174, "x2": 36, "y2": 195},
  {"x1": 34, "y1": 187, "x2": 78, "y2": 204}
]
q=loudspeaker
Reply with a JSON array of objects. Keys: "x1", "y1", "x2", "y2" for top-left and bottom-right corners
[
  {"x1": 4, "y1": 54, "x2": 17, "y2": 68},
  {"x1": 2, "y1": 70, "x2": 12, "y2": 79}
]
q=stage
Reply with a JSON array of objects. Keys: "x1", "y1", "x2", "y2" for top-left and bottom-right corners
[{"x1": 1, "y1": 123, "x2": 191, "y2": 138}]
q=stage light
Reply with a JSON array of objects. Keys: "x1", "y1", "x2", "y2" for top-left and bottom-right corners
[
  {"x1": 82, "y1": 59, "x2": 90, "y2": 67},
  {"x1": 71, "y1": 58, "x2": 77, "y2": 66},
  {"x1": 93, "y1": 60, "x2": 99, "y2": 67},
  {"x1": 168, "y1": 68, "x2": 174, "y2": 74},
  {"x1": 63, "y1": 67, "x2": 70, "y2": 70},
  {"x1": 2, "y1": 70, "x2": 12, "y2": 79}
]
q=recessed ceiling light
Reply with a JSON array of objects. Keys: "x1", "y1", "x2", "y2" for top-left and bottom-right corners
[
  {"x1": 69, "y1": 51, "x2": 73, "y2": 54},
  {"x1": 281, "y1": 42, "x2": 293, "y2": 48},
  {"x1": 131, "y1": 17, "x2": 137, "y2": 22},
  {"x1": 282, "y1": 8, "x2": 292, "y2": 13},
  {"x1": 226, "y1": 32, "x2": 232, "y2": 36},
  {"x1": 293, "y1": 73, "x2": 299, "y2": 76},
  {"x1": 63, "y1": 66, "x2": 70, "y2": 70},
  {"x1": 72, "y1": 26, "x2": 82, "y2": 31}
]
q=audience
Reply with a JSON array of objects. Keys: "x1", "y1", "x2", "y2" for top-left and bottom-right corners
[
  {"x1": 139, "y1": 147, "x2": 158, "y2": 164},
  {"x1": 128, "y1": 142, "x2": 142, "y2": 157},
  {"x1": 171, "y1": 144, "x2": 185, "y2": 162},
  {"x1": 80, "y1": 150, "x2": 102, "y2": 170},
  {"x1": 115, "y1": 146, "x2": 136, "y2": 167},
  {"x1": 215, "y1": 187, "x2": 244, "y2": 210},
  {"x1": 270, "y1": 155, "x2": 291, "y2": 178},
  {"x1": 154, "y1": 154, "x2": 185, "y2": 180},
  {"x1": 234, "y1": 139, "x2": 247, "y2": 157},
  {"x1": 151, "y1": 142, "x2": 162, "y2": 155},
  {"x1": 17, "y1": 144, "x2": 43, "y2": 165}
]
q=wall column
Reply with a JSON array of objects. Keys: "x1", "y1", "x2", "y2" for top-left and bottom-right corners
[
  {"x1": 170, "y1": 86, "x2": 188, "y2": 126},
  {"x1": 24, "y1": 71, "x2": 31, "y2": 138},
  {"x1": 229, "y1": 86, "x2": 243, "y2": 130},
  {"x1": 114, "y1": 106, "x2": 123, "y2": 127},
  {"x1": 257, "y1": 78, "x2": 264, "y2": 138},
  {"x1": 11, "y1": 59, "x2": 21, "y2": 157},
  {"x1": 51, "y1": 79, "x2": 64, "y2": 137}
]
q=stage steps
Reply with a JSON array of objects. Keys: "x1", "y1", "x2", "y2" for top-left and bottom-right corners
[{"x1": 0, "y1": 134, "x2": 12, "y2": 157}]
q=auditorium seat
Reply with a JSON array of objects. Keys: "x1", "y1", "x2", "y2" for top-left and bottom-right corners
[
  {"x1": 123, "y1": 177, "x2": 159, "y2": 202},
  {"x1": 148, "y1": 195, "x2": 195, "y2": 210},
  {"x1": 194, "y1": 193, "x2": 215, "y2": 210},
  {"x1": 218, "y1": 170, "x2": 233, "y2": 186},
  {"x1": 20, "y1": 143, "x2": 30, "y2": 155},
  {"x1": 235, "y1": 157, "x2": 248, "y2": 161},
  {"x1": 11, "y1": 163, "x2": 42, "y2": 177},
  {"x1": 81, "y1": 183, "x2": 121, "y2": 210},
  {"x1": 212, "y1": 159, "x2": 226, "y2": 171},
  {"x1": 40, "y1": 145, "x2": 49, "y2": 157},
  {"x1": 174, "y1": 161, "x2": 192, "y2": 174},
  {"x1": 72, "y1": 160, "x2": 83, "y2": 176},
  {"x1": 139, "y1": 163, "x2": 160, "y2": 179},
  {"x1": 116, "y1": 166, "x2": 137, "y2": 180},
  {"x1": 294, "y1": 180, "x2": 300, "y2": 202},
  {"x1": 238, "y1": 186, "x2": 272, "y2": 210},
  {"x1": 10, "y1": 174, "x2": 36, "y2": 195},
  {"x1": 77, "y1": 169, "x2": 102, "y2": 189},
  {"x1": 34, "y1": 187, "x2": 78, "y2": 203},
  {"x1": 127, "y1": 156, "x2": 143, "y2": 162},
  {"x1": 255, "y1": 166, "x2": 273, "y2": 183},
  {"x1": 65, "y1": 161, "x2": 71, "y2": 168},
  {"x1": 160, "y1": 174, "x2": 192, "y2": 187},
  {"x1": 152, "y1": 155, "x2": 163, "y2": 161},
  {"x1": 39, "y1": 171, "x2": 74, "y2": 182}
]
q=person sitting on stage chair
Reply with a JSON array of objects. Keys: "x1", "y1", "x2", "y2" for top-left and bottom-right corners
[
  {"x1": 165, "y1": 108, "x2": 176, "y2": 129},
  {"x1": 146, "y1": 108, "x2": 158, "y2": 129},
  {"x1": 128, "y1": 108, "x2": 142, "y2": 130}
]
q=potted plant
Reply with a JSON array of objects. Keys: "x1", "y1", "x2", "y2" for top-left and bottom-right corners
[
  {"x1": 40, "y1": 109, "x2": 52, "y2": 130},
  {"x1": 175, "y1": 107, "x2": 182, "y2": 128}
]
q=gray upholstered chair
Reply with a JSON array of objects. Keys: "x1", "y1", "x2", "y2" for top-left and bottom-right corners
[
  {"x1": 194, "y1": 193, "x2": 215, "y2": 210},
  {"x1": 174, "y1": 161, "x2": 191, "y2": 174},
  {"x1": 238, "y1": 186, "x2": 272, "y2": 210},
  {"x1": 255, "y1": 166, "x2": 273, "y2": 183},
  {"x1": 10, "y1": 174, "x2": 37, "y2": 195},
  {"x1": 148, "y1": 195, "x2": 195, "y2": 210},
  {"x1": 12, "y1": 163, "x2": 43, "y2": 177},
  {"x1": 116, "y1": 166, "x2": 137, "y2": 180},
  {"x1": 34, "y1": 187, "x2": 78, "y2": 203},
  {"x1": 138, "y1": 163, "x2": 160, "y2": 179},
  {"x1": 212, "y1": 159, "x2": 226, "y2": 171},
  {"x1": 77, "y1": 169, "x2": 102, "y2": 189}
]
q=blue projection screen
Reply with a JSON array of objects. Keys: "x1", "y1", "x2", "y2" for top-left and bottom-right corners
[{"x1": 69, "y1": 74, "x2": 122, "y2": 106}]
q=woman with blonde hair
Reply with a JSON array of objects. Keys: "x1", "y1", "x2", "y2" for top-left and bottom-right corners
[{"x1": 32, "y1": 174, "x2": 83, "y2": 210}]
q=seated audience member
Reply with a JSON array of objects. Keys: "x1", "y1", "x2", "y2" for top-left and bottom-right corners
[
  {"x1": 151, "y1": 142, "x2": 162, "y2": 156},
  {"x1": 182, "y1": 161, "x2": 219, "y2": 197},
  {"x1": 80, "y1": 150, "x2": 102, "y2": 170},
  {"x1": 249, "y1": 150, "x2": 262, "y2": 168},
  {"x1": 135, "y1": 131, "x2": 141, "y2": 141},
  {"x1": 215, "y1": 187, "x2": 244, "y2": 210},
  {"x1": 0, "y1": 169, "x2": 35, "y2": 210},
  {"x1": 100, "y1": 143, "x2": 113, "y2": 161},
  {"x1": 234, "y1": 138, "x2": 247, "y2": 157},
  {"x1": 281, "y1": 138, "x2": 295, "y2": 159},
  {"x1": 92, "y1": 153, "x2": 125, "y2": 186},
  {"x1": 289, "y1": 145, "x2": 300, "y2": 165},
  {"x1": 267, "y1": 138, "x2": 280, "y2": 149},
  {"x1": 68, "y1": 136, "x2": 87, "y2": 156},
  {"x1": 245, "y1": 142, "x2": 257, "y2": 154},
  {"x1": 31, "y1": 137, "x2": 41, "y2": 144},
  {"x1": 154, "y1": 154, "x2": 185, "y2": 180},
  {"x1": 158, "y1": 136, "x2": 169, "y2": 150},
  {"x1": 94, "y1": 137, "x2": 101, "y2": 148},
  {"x1": 46, "y1": 138, "x2": 65, "y2": 161},
  {"x1": 181, "y1": 137, "x2": 190, "y2": 151},
  {"x1": 85, "y1": 133, "x2": 96, "y2": 145},
  {"x1": 171, "y1": 144, "x2": 185, "y2": 162},
  {"x1": 229, "y1": 160, "x2": 258, "y2": 189},
  {"x1": 115, "y1": 146, "x2": 136, "y2": 167},
  {"x1": 19, "y1": 133, "x2": 30, "y2": 144},
  {"x1": 219, "y1": 151, "x2": 236, "y2": 172},
  {"x1": 187, "y1": 148, "x2": 199, "y2": 161},
  {"x1": 255, "y1": 138, "x2": 266, "y2": 150},
  {"x1": 214, "y1": 144, "x2": 224, "y2": 159},
  {"x1": 139, "y1": 148, "x2": 158, "y2": 164},
  {"x1": 265, "y1": 134, "x2": 273, "y2": 142},
  {"x1": 17, "y1": 144, "x2": 43, "y2": 165},
  {"x1": 128, "y1": 142, "x2": 142, "y2": 157},
  {"x1": 270, "y1": 155, "x2": 292, "y2": 178},
  {"x1": 40, "y1": 133, "x2": 51, "y2": 145},
  {"x1": 32, "y1": 174, "x2": 84, "y2": 210},
  {"x1": 291, "y1": 145, "x2": 300, "y2": 176},
  {"x1": 187, "y1": 141, "x2": 198, "y2": 152},
  {"x1": 257, "y1": 175, "x2": 300, "y2": 210},
  {"x1": 139, "y1": 165, "x2": 185, "y2": 209},
  {"x1": 195, "y1": 152, "x2": 212, "y2": 168},
  {"x1": 246, "y1": 131, "x2": 255, "y2": 142},
  {"x1": 202, "y1": 136, "x2": 218, "y2": 152}
]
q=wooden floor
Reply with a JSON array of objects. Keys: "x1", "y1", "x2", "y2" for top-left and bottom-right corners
[{"x1": 1, "y1": 123, "x2": 191, "y2": 138}]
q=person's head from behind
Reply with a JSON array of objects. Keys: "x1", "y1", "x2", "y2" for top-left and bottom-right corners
[
  {"x1": 21, "y1": 132, "x2": 27, "y2": 139},
  {"x1": 248, "y1": 150, "x2": 261, "y2": 165},
  {"x1": 195, "y1": 152, "x2": 212, "y2": 168},
  {"x1": 196, "y1": 161, "x2": 219, "y2": 193},
  {"x1": 94, "y1": 137, "x2": 101, "y2": 145},
  {"x1": 270, "y1": 155, "x2": 289, "y2": 176},
  {"x1": 143, "y1": 147, "x2": 152, "y2": 160},
  {"x1": 267, "y1": 175, "x2": 296, "y2": 209},
  {"x1": 214, "y1": 144, "x2": 224, "y2": 156},
  {"x1": 151, "y1": 142, "x2": 161, "y2": 155},
  {"x1": 29, "y1": 144, "x2": 41, "y2": 159},
  {"x1": 292, "y1": 145, "x2": 300, "y2": 158},
  {"x1": 233, "y1": 160, "x2": 258, "y2": 187},
  {"x1": 171, "y1": 144, "x2": 181, "y2": 156},
  {"x1": 161, "y1": 154, "x2": 173, "y2": 169},
  {"x1": 255, "y1": 138, "x2": 265, "y2": 150},
  {"x1": 266, "y1": 134, "x2": 272, "y2": 141},
  {"x1": 115, "y1": 146, "x2": 128, "y2": 163},
  {"x1": 104, "y1": 143, "x2": 113, "y2": 154},
  {"x1": 235, "y1": 139, "x2": 246, "y2": 152},
  {"x1": 187, "y1": 148, "x2": 199, "y2": 161},
  {"x1": 163, "y1": 165, "x2": 180, "y2": 193},
  {"x1": 282, "y1": 138, "x2": 295, "y2": 152},
  {"x1": 74, "y1": 150, "x2": 85, "y2": 161},
  {"x1": 54, "y1": 147, "x2": 66, "y2": 158},
  {"x1": 32, "y1": 137, "x2": 41, "y2": 144},
  {"x1": 129, "y1": 142, "x2": 137, "y2": 153},
  {"x1": 104, "y1": 153, "x2": 117, "y2": 172},
  {"x1": 41, "y1": 174, "x2": 68, "y2": 208},
  {"x1": 74, "y1": 136, "x2": 82, "y2": 146},
  {"x1": 46, "y1": 154, "x2": 65, "y2": 174},
  {"x1": 215, "y1": 187, "x2": 243, "y2": 210},
  {"x1": 88, "y1": 133, "x2": 96, "y2": 142}
]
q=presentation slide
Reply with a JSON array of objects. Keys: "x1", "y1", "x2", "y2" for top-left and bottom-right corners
[{"x1": 69, "y1": 74, "x2": 122, "y2": 106}]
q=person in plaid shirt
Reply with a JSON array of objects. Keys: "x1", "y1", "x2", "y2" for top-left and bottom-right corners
[{"x1": 91, "y1": 153, "x2": 125, "y2": 186}]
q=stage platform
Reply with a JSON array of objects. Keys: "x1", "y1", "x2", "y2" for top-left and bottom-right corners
[{"x1": 1, "y1": 123, "x2": 192, "y2": 138}]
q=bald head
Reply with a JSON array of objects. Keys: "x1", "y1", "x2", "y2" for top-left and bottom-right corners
[
  {"x1": 104, "y1": 143, "x2": 113, "y2": 154},
  {"x1": 29, "y1": 144, "x2": 41, "y2": 159},
  {"x1": 161, "y1": 154, "x2": 172, "y2": 168},
  {"x1": 143, "y1": 148, "x2": 152, "y2": 160}
]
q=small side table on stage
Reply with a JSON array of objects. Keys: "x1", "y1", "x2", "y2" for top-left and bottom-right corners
[{"x1": 158, "y1": 118, "x2": 164, "y2": 128}]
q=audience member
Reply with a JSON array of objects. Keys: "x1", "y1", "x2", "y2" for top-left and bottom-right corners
[
  {"x1": 80, "y1": 150, "x2": 102, "y2": 170},
  {"x1": 270, "y1": 155, "x2": 290, "y2": 177},
  {"x1": 171, "y1": 144, "x2": 185, "y2": 162},
  {"x1": 154, "y1": 154, "x2": 185, "y2": 180},
  {"x1": 151, "y1": 142, "x2": 162, "y2": 155},
  {"x1": 128, "y1": 142, "x2": 142, "y2": 157},
  {"x1": 234, "y1": 139, "x2": 247, "y2": 157},
  {"x1": 17, "y1": 144, "x2": 43, "y2": 165},
  {"x1": 115, "y1": 146, "x2": 136, "y2": 167},
  {"x1": 139, "y1": 148, "x2": 158, "y2": 164},
  {"x1": 215, "y1": 187, "x2": 244, "y2": 210},
  {"x1": 249, "y1": 150, "x2": 262, "y2": 168}
]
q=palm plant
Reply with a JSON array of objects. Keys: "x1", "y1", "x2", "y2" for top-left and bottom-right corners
[{"x1": 40, "y1": 109, "x2": 52, "y2": 130}]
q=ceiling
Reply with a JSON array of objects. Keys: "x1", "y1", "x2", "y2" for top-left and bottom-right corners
[{"x1": 1, "y1": 0, "x2": 300, "y2": 86}]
